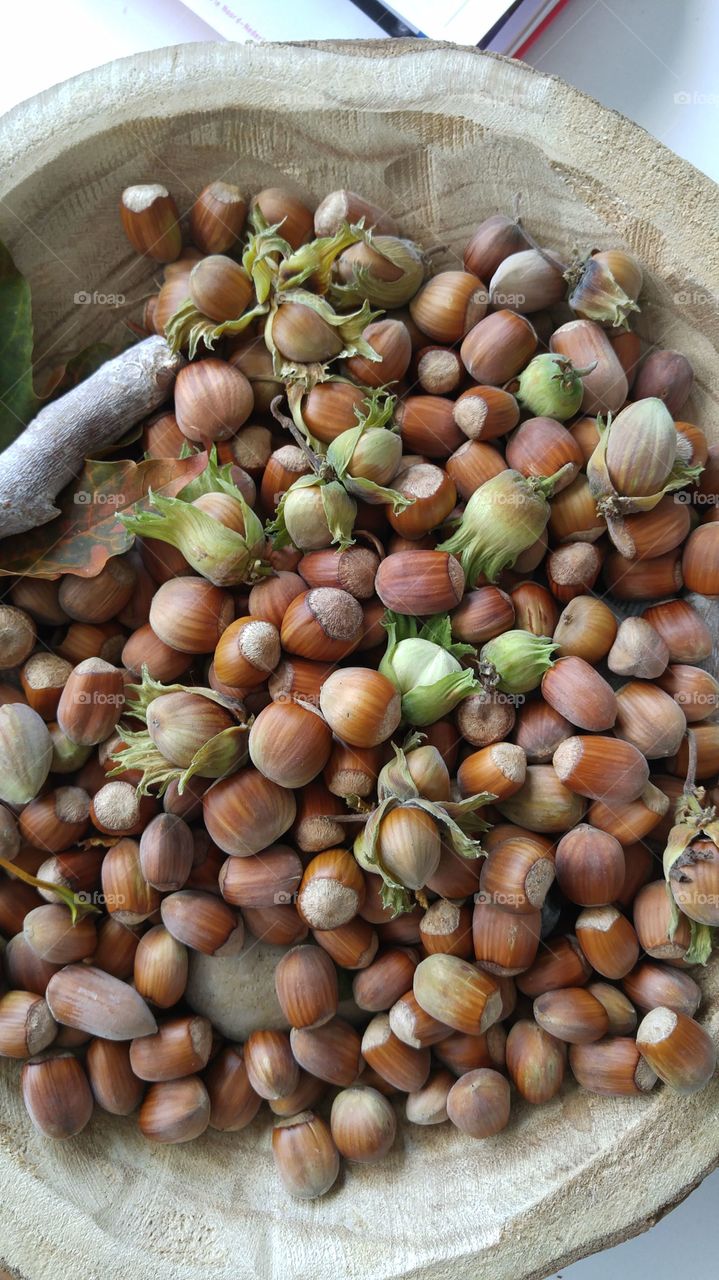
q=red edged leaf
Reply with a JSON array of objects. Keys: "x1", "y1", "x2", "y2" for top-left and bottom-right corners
[
  {"x1": 36, "y1": 343, "x2": 115, "y2": 404},
  {"x1": 35, "y1": 365, "x2": 68, "y2": 401},
  {"x1": 0, "y1": 452, "x2": 208, "y2": 579}
]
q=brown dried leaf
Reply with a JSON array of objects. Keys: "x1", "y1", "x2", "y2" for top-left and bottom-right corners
[{"x1": 0, "y1": 452, "x2": 207, "y2": 579}]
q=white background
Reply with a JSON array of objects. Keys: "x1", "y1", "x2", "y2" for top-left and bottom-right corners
[{"x1": 0, "y1": 2, "x2": 717, "y2": 1277}]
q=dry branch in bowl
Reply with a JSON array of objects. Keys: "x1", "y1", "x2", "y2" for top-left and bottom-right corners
[{"x1": 0, "y1": 337, "x2": 183, "y2": 538}]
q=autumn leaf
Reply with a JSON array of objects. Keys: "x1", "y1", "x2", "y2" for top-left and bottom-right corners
[
  {"x1": 56, "y1": 342, "x2": 115, "y2": 396},
  {"x1": 0, "y1": 239, "x2": 37, "y2": 450},
  {"x1": 36, "y1": 342, "x2": 115, "y2": 404},
  {"x1": 0, "y1": 452, "x2": 208, "y2": 579}
]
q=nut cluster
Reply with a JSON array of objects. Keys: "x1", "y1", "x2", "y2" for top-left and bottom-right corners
[{"x1": 0, "y1": 180, "x2": 717, "y2": 1199}]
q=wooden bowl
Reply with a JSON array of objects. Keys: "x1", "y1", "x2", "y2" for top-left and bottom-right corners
[{"x1": 0, "y1": 39, "x2": 718, "y2": 1280}]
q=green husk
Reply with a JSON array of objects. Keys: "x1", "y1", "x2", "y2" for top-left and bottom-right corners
[
  {"x1": 353, "y1": 797, "x2": 415, "y2": 916},
  {"x1": 265, "y1": 290, "x2": 382, "y2": 387},
  {"x1": 269, "y1": 390, "x2": 404, "y2": 544},
  {"x1": 119, "y1": 451, "x2": 268, "y2": 586},
  {"x1": 515, "y1": 353, "x2": 591, "y2": 421},
  {"x1": 123, "y1": 667, "x2": 245, "y2": 722},
  {"x1": 684, "y1": 921, "x2": 715, "y2": 966},
  {"x1": 353, "y1": 741, "x2": 493, "y2": 914},
  {"x1": 663, "y1": 794, "x2": 719, "y2": 952},
  {"x1": 109, "y1": 668, "x2": 249, "y2": 796},
  {"x1": 661, "y1": 732, "x2": 719, "y2": 964},
  {"x1": 661, "y1": 791, "x2": 719, "y2": 882},
  {"x1": 278, "y1": 222, "x2": 365, "y2": 294},
  {"x1": 316, "y1": 479, "x2": 359, "y2": 550},
  {"x1": 377, "y1": 730, "x2": 425, "y2": 801},
  {"x1": 110, "y1": 722, "x2": 249, "y2": 795},
  {"x1": 164, "y1": 296, "x2": 268, "y2": 359},
  {"x1": 325, "y1": 400, "x2": 412, "y2": 510},
  {"x1": 173, "y1": 445, "x2": 254, "y2": 501},
  {"x1": 287, "y1": 380, "x2": 395, "y2": 455},
  {"x1": 479, "y1": 630, "x2": 557, "y2": 695},
  {"x1": 665, "y1": 882, "x2": 715, "y2": 965},
  {"x1": 329, "y1": 233, "x2": 425, "y2": 309},
  {"x1": 265, "y1": 474, "x2": 358, "y2": 552},
  {"x1": 436, "y1": 466, "x2": 573, "y2": 586},
  {"x1": 243, "y1": 208, "x2": 293, "y2": 303},
  {"x1": 587, "y1": 408, "x2": 704, "y2": 556},
  {"x1": 567, "y1": 256, "x2": 640, "y2": 329},
  {"x1": 379, "y1": 611, "x2": 478, "y2": 725},
  {"x1": 401, "y1": 670, "x2": 478, "y2": 725},
  {"x1": 121, "y1": 490, "x2": 268, "y2": 586}
]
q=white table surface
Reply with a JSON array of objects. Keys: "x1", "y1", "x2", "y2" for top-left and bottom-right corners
[{"x1": 0, "y1": 2, "x2": 716, "y2": 1276}]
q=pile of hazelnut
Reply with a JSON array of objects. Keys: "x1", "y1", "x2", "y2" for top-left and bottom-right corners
[{"x1": 0, "y1": 177, "x2": 716, "y2": 1197}]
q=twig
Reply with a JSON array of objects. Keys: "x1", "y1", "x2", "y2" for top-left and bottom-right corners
[
  {"x1": 0, "y1": 337, "x2": 183, "y2": 538},
  {"x1": 513, "y1": 192, "x2": 572, "y2": 275},
  {"x1": 270, "y1": 395, "x2": 333, "y2": 480},
  {"x1": 683, "y1": 728, "x2": 699, "y2": 796}
]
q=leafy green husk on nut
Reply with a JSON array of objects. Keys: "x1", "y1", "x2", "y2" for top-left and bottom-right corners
[
  {"x1": 586, "y1": 399, "x2": 703, "y2": 556},
  {"x1": 515, "y1": 353, "x2": 595, "y2": 421},
  {"x1": 478, "y1": 629, "x2": 557, "y2": 696},
  {"x1": 379, "y1": 612, "x2": 478, "y2": 725},
  {"x1": 662, "y1": 733, "x2": 719, "y2": 965},
  {"x1": 353, "y1": 739, "x2": 494, "y2": 915},
  {"x1": 108, "y1": 668, "x2": 249, "y2": 796},
  {"x1": 120, "y1": 449, "x2": 269, "y2": 586},
  {"x1": 437, "y1": 466, "x2": 573, "y2": 586},
  {"x1": 265, "y1": 289, "x2": 382, "y2": 389}
]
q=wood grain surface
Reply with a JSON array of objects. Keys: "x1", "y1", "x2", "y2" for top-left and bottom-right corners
[{"x1": 0, "y1": 37, "x2": 717, "y2": 1280}]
